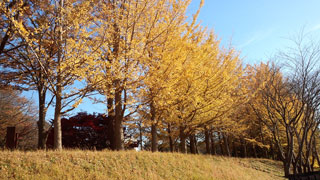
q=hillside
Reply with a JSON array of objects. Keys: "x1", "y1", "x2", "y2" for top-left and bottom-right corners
[{"x1": 0, "y1": 150, "x2": 285, "y2": 180}]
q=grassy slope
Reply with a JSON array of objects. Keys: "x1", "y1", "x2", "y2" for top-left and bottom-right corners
[{"x1": 0, "y1": 150, "x2": 285, "y2": 180}]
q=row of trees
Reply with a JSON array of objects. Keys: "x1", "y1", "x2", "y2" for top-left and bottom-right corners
[
  {"x1": 1, "y1": 0, "x2": 320, "y2": 177},
  {"x1": 1, "y1": 0, "x2": 222, "y2": 150}
]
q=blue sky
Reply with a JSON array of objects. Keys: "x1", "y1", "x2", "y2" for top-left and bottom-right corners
[
  {"x1": 24, "y1": 0, "x2": 320, "y2": 120},
  {"x1": 189, "y1": 0, "x2": 320, "y2": 64}
]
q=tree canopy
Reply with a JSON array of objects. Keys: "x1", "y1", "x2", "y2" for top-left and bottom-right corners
[{"x1": 1, "y1": 0, "x2": 320, "y2": 177}]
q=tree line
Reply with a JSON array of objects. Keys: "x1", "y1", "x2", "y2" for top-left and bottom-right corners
[{"x1": 1, "y1": 0, "x2": 320, "y2": 177}]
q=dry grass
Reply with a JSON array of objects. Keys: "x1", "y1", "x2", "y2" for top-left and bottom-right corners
[{"x1": 0, "y1": 150, "x2": 285, "y2": 180}]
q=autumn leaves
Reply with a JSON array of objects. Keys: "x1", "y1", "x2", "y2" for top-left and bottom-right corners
[
  {"x1": 0, "y1": 0, "x2": 246, "y2": 150},
  {"x1": 0, "y1": 0, "x2": 268, "y2": 153}
]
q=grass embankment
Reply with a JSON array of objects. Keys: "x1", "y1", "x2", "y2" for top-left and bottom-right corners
[{"x1": 0, "y1": 150, "x2": 285, "y2": 180}]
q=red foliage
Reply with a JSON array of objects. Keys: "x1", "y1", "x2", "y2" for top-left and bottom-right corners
[{"x1": 46, "y1": 112, "x2": 111, "y2": 150}]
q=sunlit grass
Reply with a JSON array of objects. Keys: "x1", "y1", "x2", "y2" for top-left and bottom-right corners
[{"x1": 0, "y1": 150, "x2": 285, "y2": 180}]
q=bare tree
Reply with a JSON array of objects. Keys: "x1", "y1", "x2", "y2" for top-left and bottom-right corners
[
  {"x1": 251, "y1": 33, "x2": 320, "y2": 177},
  {"x1": 279, "y1": 33, "x2": 320, "y2": 174}
]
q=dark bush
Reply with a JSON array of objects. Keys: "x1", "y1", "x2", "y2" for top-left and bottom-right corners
[{"x1": 46, "y1": 112, "x2": 111, "y2": 150}]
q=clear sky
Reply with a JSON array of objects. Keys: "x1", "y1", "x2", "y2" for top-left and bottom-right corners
[
  {"x1": 23, "y1": 0, "x2": 320, "y2": 120},
  {"x1": 189, "y1": 0, "x2": 320, "y2": 64}
]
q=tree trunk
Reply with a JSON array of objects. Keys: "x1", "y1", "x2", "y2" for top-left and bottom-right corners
[
  {"x1": 150, "y1": 101, "x2": 157, "y2": 152},
  {"x1": 189, "y1": 135, "x2": 196, "y2": 154},
  {"x1": 282, "y1": 131, "x2": 294, "y2": 177},
  {"x1": 53, "y1": 84, "x2": 62, "y2": 150},
  {"x1": 195, "y1": 136, "x2": 199, "y2": 154},
  {"x1": 37, "y1": 88, "x2": 47, "y2": 149},
  {"x1": 114, "y1": 88, "x2": 123, "y2": 150},
  {"x1": 233, "y1": 140, "x2": 238, "y2": 157},
  {"x1": 259, "y1": 117, "x2": 268, "y2": 158},
  {"x1": 210, "y1": 131, "x2": 216, "y2": 155},
  {"x1": 139, "y1": 121, "x2": 143, "y2": 151},
  {"x1": 204, "y1": 127, "x2": 211, "y2": 154},
  {"x1": 107, "y1": 97, "x2": 115, "y2": 150},
  {"x1": 53, "y1": 0, "x2": 64, "y2": 151},
  {"x1": 270, "y1": 142, "x2": 274, "y2": 160},
  {"x1": 223, "y1": 133, "x2": 231, "y2": 157},
  {"x1": 151, "y1": 124, "x2": 158, "y2": 152},
  {"x1": 111, "y1": 0, "x2": 123, "y2": 151},
  {"x1": 283, "y1": 161, "x2": 290, "y2": 177},
  {"x1": 167, "y1": 123, "x2": 174, "y2": 152},
  {"x1": 179, "y1": 127, "x2": 187, "y2": 153},
  {"x1": 218, "y1": 132, "x2": 224, "y2": 155},
  {"x1": 253, "y1": 144, "x2": 257, "y2": 158},
  {"x1": 241, "y1": 139, "x2": 247, "y2": 158},
  {"x1": 292, "y1": 154, "x2": 297, "y2": 175}
]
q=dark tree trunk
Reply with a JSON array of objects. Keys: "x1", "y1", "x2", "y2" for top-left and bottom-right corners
[
  {"x1": 253, "y1": 144, "x2": 257, "y2": 158},
  {"x1": 107, "y1": 97, "x2": 115, "y2": 150},
  {"x1": 233, "y1": 140, "x2": 238, "y2": 157},
  {"x1": 167, "y1": 123, "x2": 174, "y2": 152},
  {"x1": 210, "y1": 131, "x2": 216, "y2": 155},
  {"x1": 179, "y1": 127, "x2": 187, "y2": 153},
  {"x1": 223, "y1": 133, "x2": 231, "y2": 157},
  {"x1": 37, "y1": 88, "x2": 47, "y2": 149},
  {"x1": 270, "y1": 142, "x2": 274, "y2": 160},
  {"x1": 218, "y1": 132, "x2": 224, "y2": 155},
  {"x1": 189, "y1": 135, "x2": 196, "y2": 154},
  {"x1": 114, "y1": 88, "x2": 124, "y2": 150},
  {"x1": 204, "y1": 127, "x2": 211, "y2": 154},
  {"x1": 112, "y1": 4, "x2": 123, "y2": 150},
  {"x1": 241, "y1": 139, "x2": 247, "y2": 158},
  {"x1": 284, "y1": 162, "x2": 290, "y2": 177},
  {"x1": 297, "y1": 156, "x2": 302, "y2": 174},
  {"x1": 150, "y1": 101, "x2": 157, "y2": 152},
  {"x1": 259, "y1": 118, "x2": 268, "y2": 158},
  {"x1": 151, "y1": 124, "x2": 158, "y2": 152},
  {"x1": 194, "y1": 136, "x2": 199, "y2": 154},
  {"x1": 292, "y1": 155, "x2": 297, "y2": 175}
]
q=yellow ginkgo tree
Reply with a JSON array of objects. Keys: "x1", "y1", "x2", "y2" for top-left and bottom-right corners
[
  {"x1": 2, "y1": 0, "x2": 100, "y2": 150},
  {"x1": 86, "y1": 0, "x2": 204, "y2": 150}
]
